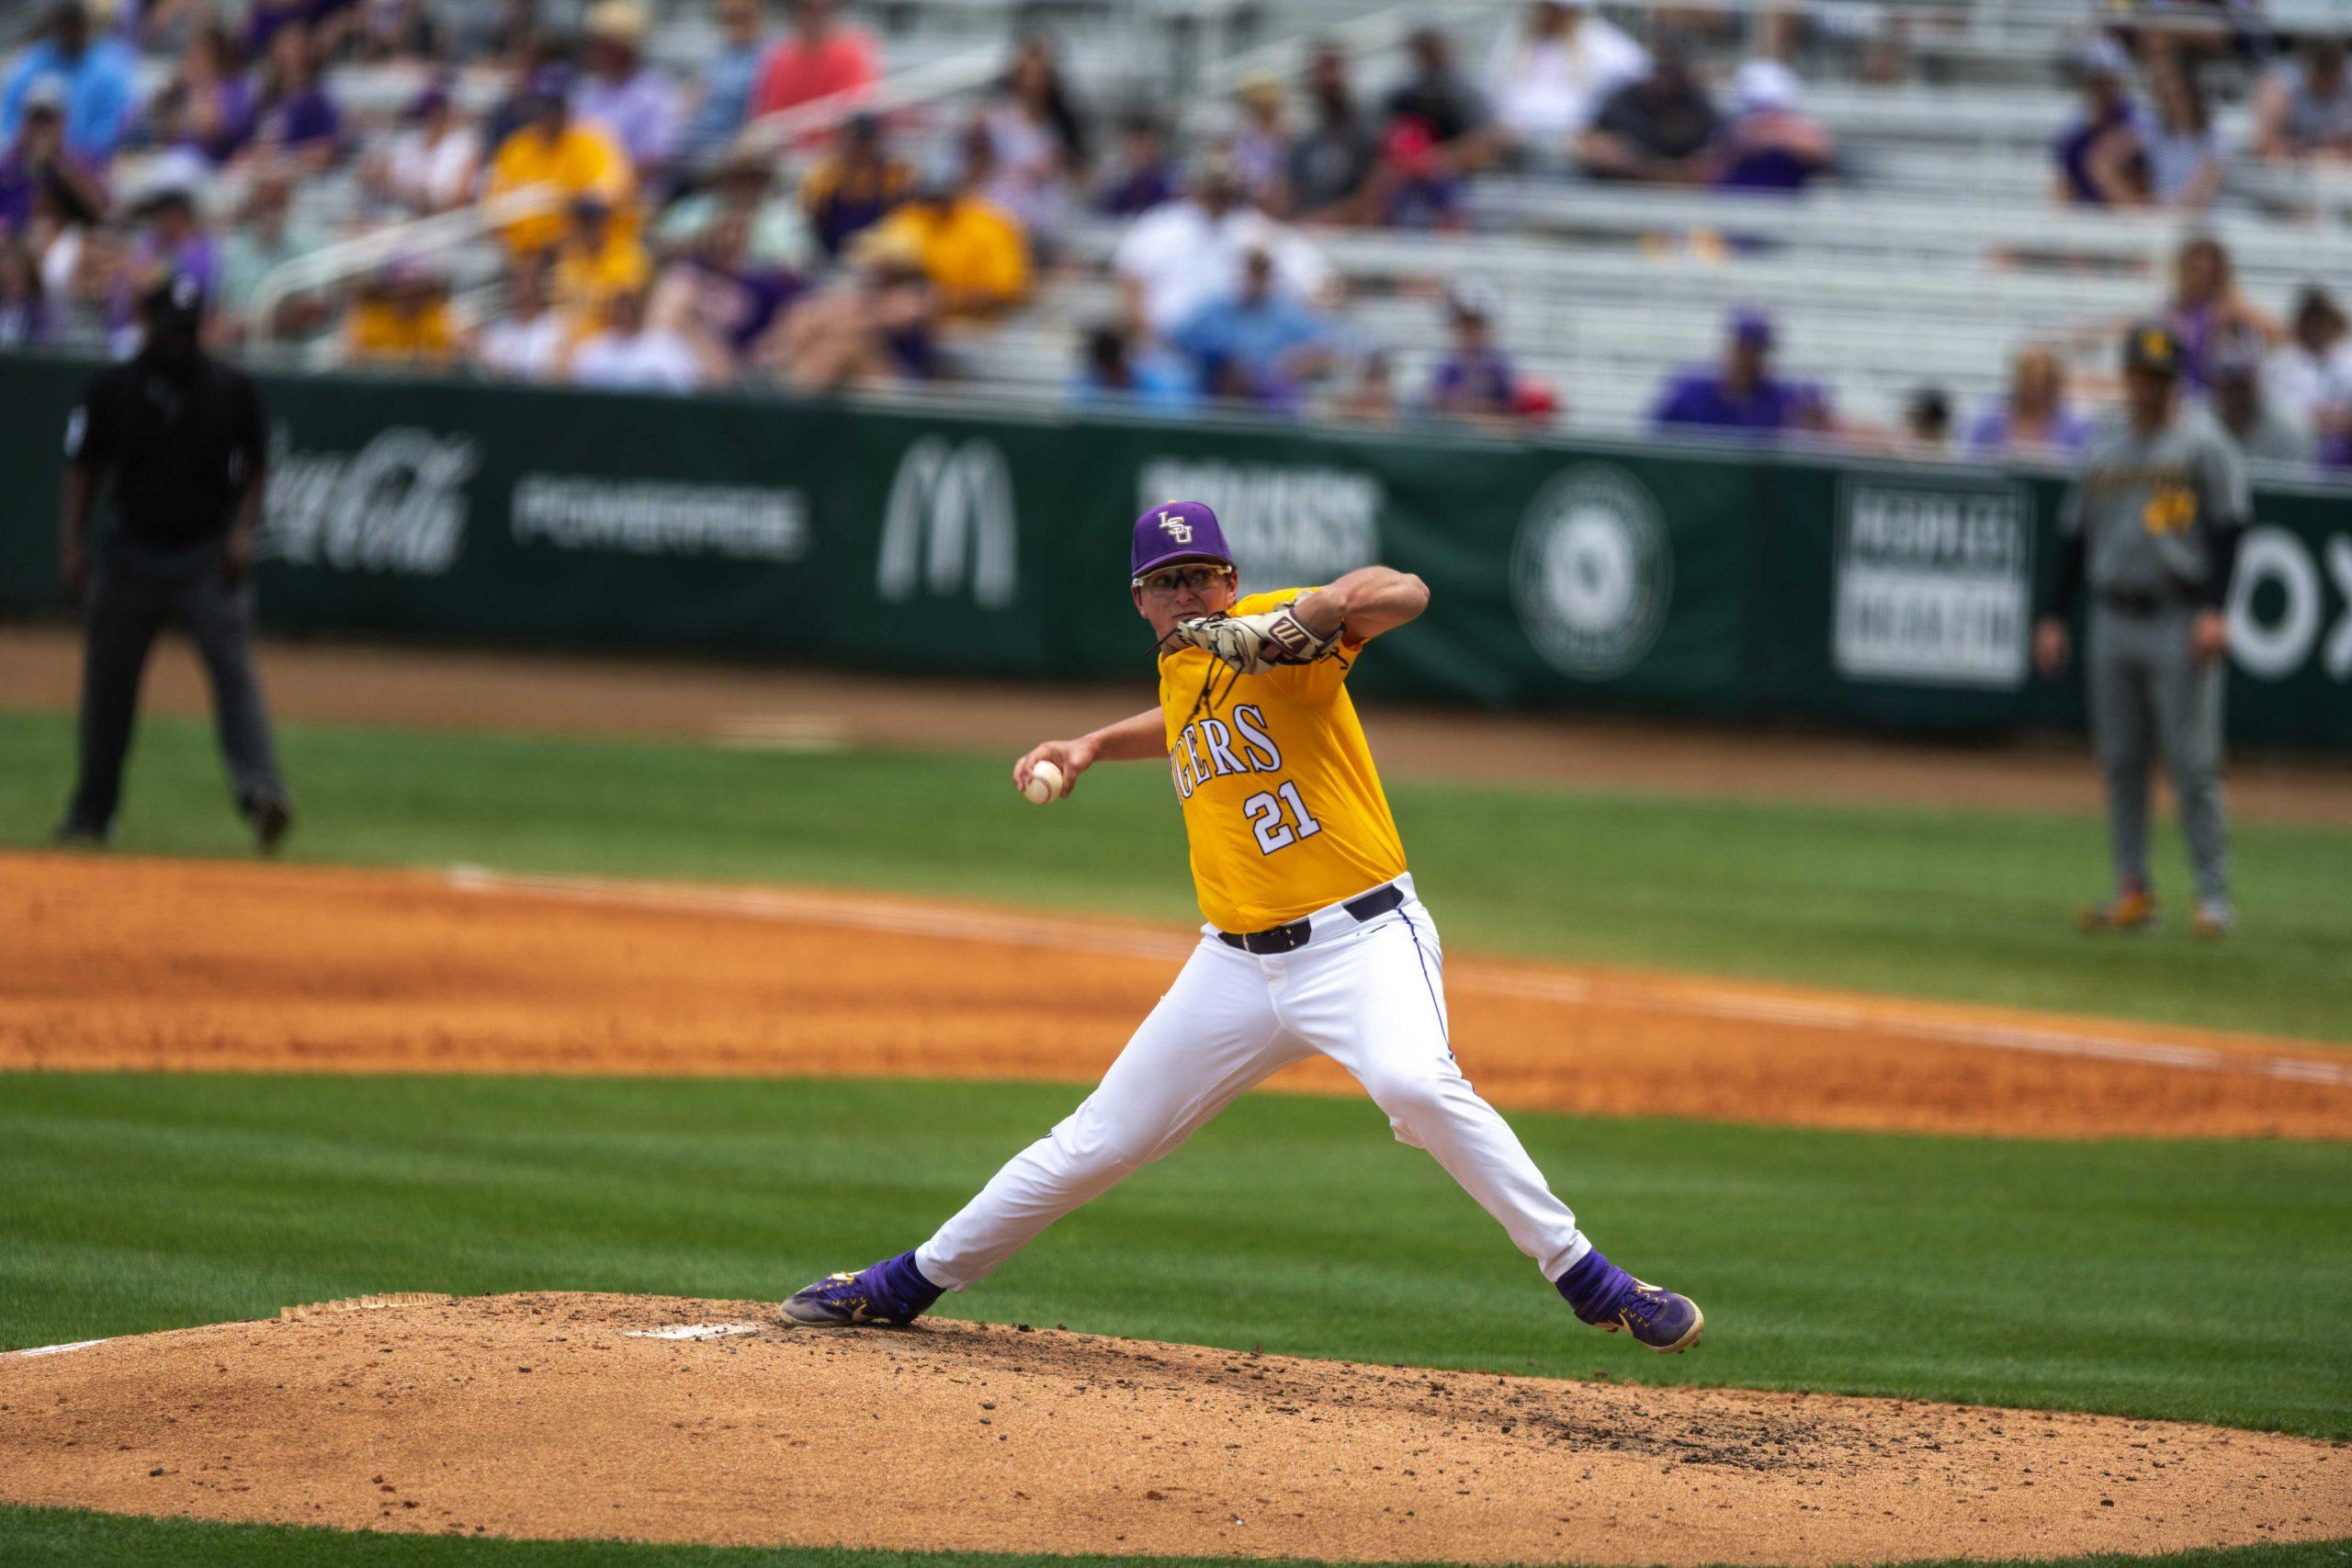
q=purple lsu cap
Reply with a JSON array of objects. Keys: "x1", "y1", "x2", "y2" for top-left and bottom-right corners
[{"x1": 1131, "y1": 501, "x2": 1233, "y2": 581}]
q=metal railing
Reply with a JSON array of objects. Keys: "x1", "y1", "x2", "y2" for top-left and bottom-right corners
[{"x1": 245, "y1": 185, "x2": 561, "y2": 335}]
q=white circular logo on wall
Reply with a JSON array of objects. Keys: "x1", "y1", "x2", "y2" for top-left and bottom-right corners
[{"x1": 1510, "y1": 464, "x2": 1673, "y2": 678}]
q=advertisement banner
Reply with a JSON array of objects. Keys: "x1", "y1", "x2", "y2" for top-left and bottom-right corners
[{"x1": 0, "y1": 353, "x2": 2343, "y2": 750}]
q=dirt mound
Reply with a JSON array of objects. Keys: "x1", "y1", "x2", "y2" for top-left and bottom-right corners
[
  {"x1": 6, "y1": 852, "x2": 2348, "y2": 1140},
  {"x1": 2, "y1": 1292, "x2": 2344, "y2": 1564}
]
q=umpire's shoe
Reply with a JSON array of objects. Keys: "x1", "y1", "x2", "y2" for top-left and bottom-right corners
[
  {"x1": 244, "y1": 795, "x2": 294, "y2": 856},
  {"x1": 2078, "y1": 887, "x2": 2158, "y2": 933},
  {"x1": 780, "y1": 1250, "x2": 943, "y2": 1327},
  {"x1": 1557, "y1": 1248, "x2": 1704, "y2": 1354}
]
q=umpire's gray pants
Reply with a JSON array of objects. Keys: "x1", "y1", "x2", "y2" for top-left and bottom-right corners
[
  {"x1": 65, "y1": 556, "x2": 287, "y2": 834},
  {"x1": 2086, "y1": 603, "x2": 2230, "y2": 908}
]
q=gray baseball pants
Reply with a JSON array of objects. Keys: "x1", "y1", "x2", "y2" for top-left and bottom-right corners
[
  {"x1": 2086, "y1": 602, "x2": 2230, "y2": 910},
  {"x1": 64, "y1": 557, "x2": 287, "y2": 835}
]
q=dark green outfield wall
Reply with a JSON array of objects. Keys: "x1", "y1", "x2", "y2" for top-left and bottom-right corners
[{"x1": 3, "y1": 353, "x2": 2345, "y2": 747}]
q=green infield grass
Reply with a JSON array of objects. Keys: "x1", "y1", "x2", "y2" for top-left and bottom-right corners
[
  {"x1": 5, "y1": 1074, "x2": 2346, "y2": 1438},
  {"x1": 3, "y1": 709, "x2": 2349, "y2": 1041},
  {"x1": 5, "y1": 1506, "x2": 2349, "y2": 1568}
]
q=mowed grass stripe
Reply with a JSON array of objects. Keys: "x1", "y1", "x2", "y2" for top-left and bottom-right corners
[
  {"x1": 3, "y1": 1506, "x2": 2348, "y2": 1568},
  {"x1": 3, "y1": 1076, "x2": 2346, "y2": 1438},
  {"x1": 4, "y1": 709, "x2": 2349, "y2": 1042}
]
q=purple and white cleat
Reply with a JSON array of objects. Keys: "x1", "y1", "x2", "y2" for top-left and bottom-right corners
[
  {"x1": 1556, "y1": 1247, "x2": 1704, "y2": 1354},
  {"x1": 779, "y1": 1251, "x2": 942, "y2": 1327}
]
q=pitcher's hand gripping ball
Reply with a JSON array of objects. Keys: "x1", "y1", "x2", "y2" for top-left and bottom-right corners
[
  {"x1": 1164, "y1": 604, "x2": 1339, "y2": 674},
  {"x1": 1022, "y1": 759, "x2": 1066, "y2": 805}
]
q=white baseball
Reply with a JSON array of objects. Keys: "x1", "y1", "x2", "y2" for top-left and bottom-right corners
[{"x1": 1023, "y1": 759, "x2": 1065, "y2": 805}]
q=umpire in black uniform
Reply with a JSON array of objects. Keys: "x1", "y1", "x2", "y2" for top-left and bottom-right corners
[{"x1": 52, "y1": 274, "x2": 292, "y2": 852}]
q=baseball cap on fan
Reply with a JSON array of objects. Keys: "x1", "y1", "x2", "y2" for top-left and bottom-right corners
[{"x1": 1131, "y1": 501, "x2": 1234, "y2": 581}]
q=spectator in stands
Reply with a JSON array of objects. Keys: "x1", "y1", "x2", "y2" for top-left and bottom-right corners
[
  {"x1": 764, "y1": 227, "x2": 938, "y2": 390},
  {"x1": 1097, "y1": 112, "x2": 1175, "y2": 218},
  {"x1": 576, "y1": 1, "x2": 683, "y2": 188},
  {"x1": 1385, "y1": 27, "x2": 1488, "y2": 156},
  {"x1": 343, "y1": 255, "x2": 462, "y2": 368},
  {"x1": 2, "y1": 88, "x2": 107, "y2": 238},
  {"x1": 1650, "y1": 307, "x2": 1830, "y2": 438},
  {"x1": 2266, "y1": 286, "x2": 2352, "y2": 459},
  {"x1": 3, "y1": 3, "x2": 138, "y2": 166},
  {"x1": 485, "y1": 67, "x2": 636, "y2": 261},
  {"x1": 348, "y1": 0, "x2": 442, "y2": 65},
  {"x1": 2252, "y1": 36, "x2": 2352, "y2": 164},
  {"x1": 1899, "y1": 387, "x2": 1953, "y2": 457},
  {"x1": 243, "y1": 22, "x2": 342, "y2": 175},
  {"x1": 1115, "y1": 156, "x2": 1331, "y2": 338},
  {"x1": 1332, "y1": 348, "x2": 1400, "y2": 425},
  {"x1": 1286, "y1": 44, "x2": 1380, "y2": 223},
  {"x1": 1229, "y1": 74, "x2": 1293, "y2": 209},
  {"x1": 800, "y1": 111, "x2": 910, "y2": 259},
  {"x1": 2211, "y1": 327, "x2": 2314, "y2": 465},
  {"x1": 1373, "y1": 117, "x2": 1465, "y2": 231},
  {"x1": 1069, "y1": 318, "x2": 1197, "y2": 413},
  {"x1": 482, "y1": 36, "x2": 569, "y2": 155},
  {"x1": 752, "y1": 0, "x2": 878, "y2": 126},
  {"x1": 2165, "y1": 233, "x2": 2280, "y2": 390},
  {"x1": 119, "y1": 182, "x2": 217, "y2": 306},
  {"x1": 2144, "y1": 55, "x2": 2222, "y2": 209},
  {"x1": 476, "y1": 257, "x2": 566, "y2": 379},
  {"x1": 870, "y1": 136, "x2": 1029, "y2": 319},
  {"x1": 552, "y1": 192, "x2": 653, "y2": 340},
  {"x1": 1708, "y1": 60, "x2": 1834, "y2": 193},
  {"x1": 1426, "y1": 280, "x2": 1519, "y2": 421},
  {"x1": 681, "y1": 0, "x2": 768, "y2": 168},
  {"x1": 365, "y1": 83, "x2": 482, "y2": 218},
  {"x1": 1577, "y1": 34, "x2": 1719, "y2": 185},
  {"x1": 145, "y1": 23, "x2": 253, "y2": 168},
  {"x1": 1483, "y1": 0, "x2": 1647, "y2": 171},
  {"x1": 1168, "y1": 246, "x2": 1341, "y2": 411},
  {"x1": 655, "y1": 138, "x2": 814, "y2": 269},
  {"x1": 0, "y1": 237, "x2": 52, "y2": 345},
  {"x1": 980, "y1": 37, "x2": 1089, "y2": 245},
  {"x1": 657, "y1": 206, "x2": 801, "y2": 367},
  {"x1": 1968, "y1": 344, "x2": 2094, "y2": 461},
  {"x1": 569, "y1": 284, "x2": 713, "y2": 391},
  {"x1": 2053, "y1": 37, "x2": 2152, "y2": 208},
  {"x1": 21, "y1": 151, "x2": 103, "y2": 339},
  {"x1": 214, "y1": 165, "x2": 329, "y2": 344}
]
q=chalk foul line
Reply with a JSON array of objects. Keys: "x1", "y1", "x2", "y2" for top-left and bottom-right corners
[{"x1": 439, "y1": 865, "x2": 2352, "y2": 1089}]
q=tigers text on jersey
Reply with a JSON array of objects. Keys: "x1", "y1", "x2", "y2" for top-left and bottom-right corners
[{"x1": 1158, "y1": 588, "x2": 1408, "y2": 932}]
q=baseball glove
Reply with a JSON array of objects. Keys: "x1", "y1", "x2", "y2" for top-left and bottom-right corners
[{"x1": 1164, "y1": 603, "x2": 1340, "y2": 674}]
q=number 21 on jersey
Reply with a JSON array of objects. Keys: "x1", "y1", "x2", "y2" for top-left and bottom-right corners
[{"x1": 1243, "y1": 782, "x2": 1321, "y2": 854}]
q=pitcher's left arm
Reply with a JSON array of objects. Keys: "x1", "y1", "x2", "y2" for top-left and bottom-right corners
[{"x1": 1291, "y1": 567, "x2": 1430, "y2": 645}]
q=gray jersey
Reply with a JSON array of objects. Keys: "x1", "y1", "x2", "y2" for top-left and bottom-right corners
[{"x1": 2062, "y1": 405, "x2": 2250, "y2": 599}]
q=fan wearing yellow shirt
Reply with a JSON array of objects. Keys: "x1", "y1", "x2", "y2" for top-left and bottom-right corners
[
  {"x1": 780, "y1": 501, "x2": 1705, "y2": 1355},
  {"x1": 483, "y1": 67, "x2": 636, "y2": 260}
]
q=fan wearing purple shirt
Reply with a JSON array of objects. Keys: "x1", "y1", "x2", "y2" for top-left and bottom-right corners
[
  {"x1": 2053, "y1": 37, "x2": 2152, "y2": 208},
  {"x1": 1428, "y1": 280, "x2": 1518, "y2": 418},
  {"x1": 246, "y1": 21, "x2": 341, "y2": 172},
  {"x1": 1650, "y1": 308, "x2": 1830, "y2": 437}
]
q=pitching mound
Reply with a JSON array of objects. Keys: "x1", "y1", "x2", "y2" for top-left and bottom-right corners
[{"x1": 2, "y1": 1293, "x2": 2344, "y2": 1565}]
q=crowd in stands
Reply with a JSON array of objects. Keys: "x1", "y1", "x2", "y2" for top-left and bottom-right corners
[{"x1": 1, "y1": 0, "x2": 2348, "y2": 470}]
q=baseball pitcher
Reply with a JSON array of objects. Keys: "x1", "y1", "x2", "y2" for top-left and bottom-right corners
[{"x1": 781, "y1": 502, "x2": 1703, "y2": 1353}]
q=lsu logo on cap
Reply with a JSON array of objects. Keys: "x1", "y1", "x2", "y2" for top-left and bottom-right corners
[{"x1": 1159, "y1": 511, "x2": 1193, "y2": 545}]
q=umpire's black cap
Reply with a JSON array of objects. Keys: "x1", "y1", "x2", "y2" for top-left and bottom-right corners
[
  {"x1": 139, "y1": 272, "x2": 207, "y2": 338},
  {"x1": 2121, "y1": 320, "x2": 2184, "y2": 378}
]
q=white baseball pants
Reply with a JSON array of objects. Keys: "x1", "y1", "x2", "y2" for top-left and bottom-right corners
[{"x1": 914, "y1": 875, "x2": 1592, "y2": 1291}]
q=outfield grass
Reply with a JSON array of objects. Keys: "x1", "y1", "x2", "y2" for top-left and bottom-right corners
[
  {"x1": 4, "y1": 709, "x2": 2350, "y2": 1041},
  {"x1": 5, "y1": 1074, "x2": 2346, "y2": 1438},
  {"x1": 6, "y1": 1506, "x2": 2349, "y2": 1568}
]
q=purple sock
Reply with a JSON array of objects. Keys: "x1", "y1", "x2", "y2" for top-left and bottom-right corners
[
  {"x1": 1555, "y1": 1247, "x2": 1633, "y2": 1324},
  {"x1": 872, "y1": 1250, "x2": 943, "y2": 1319}
]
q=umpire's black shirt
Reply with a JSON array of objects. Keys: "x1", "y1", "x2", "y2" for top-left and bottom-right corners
[{"x1": 65, "y1": 347, "x2": 266, "y2": 566}]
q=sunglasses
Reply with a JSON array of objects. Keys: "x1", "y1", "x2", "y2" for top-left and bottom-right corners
[{"x1": 1134, "y1": 564, "x2": 1233, "y2": 597}]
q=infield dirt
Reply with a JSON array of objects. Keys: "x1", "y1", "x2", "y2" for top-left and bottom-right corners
[
  {"x1": 5, "y1": 852, "x2": 2347, "y2": 1139},
  {"x1": 3, "y1": 1292, "x2": 2347, "y2": 1565}
]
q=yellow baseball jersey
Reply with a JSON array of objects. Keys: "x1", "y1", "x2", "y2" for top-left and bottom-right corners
[{"x1": 1159, "y1": 589, "x2": 1408, "y2": 932}]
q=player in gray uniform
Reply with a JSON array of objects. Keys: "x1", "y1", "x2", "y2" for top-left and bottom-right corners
[{"x1": 2034, "y1": 321, "x2": 2248, "y2": 939}]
